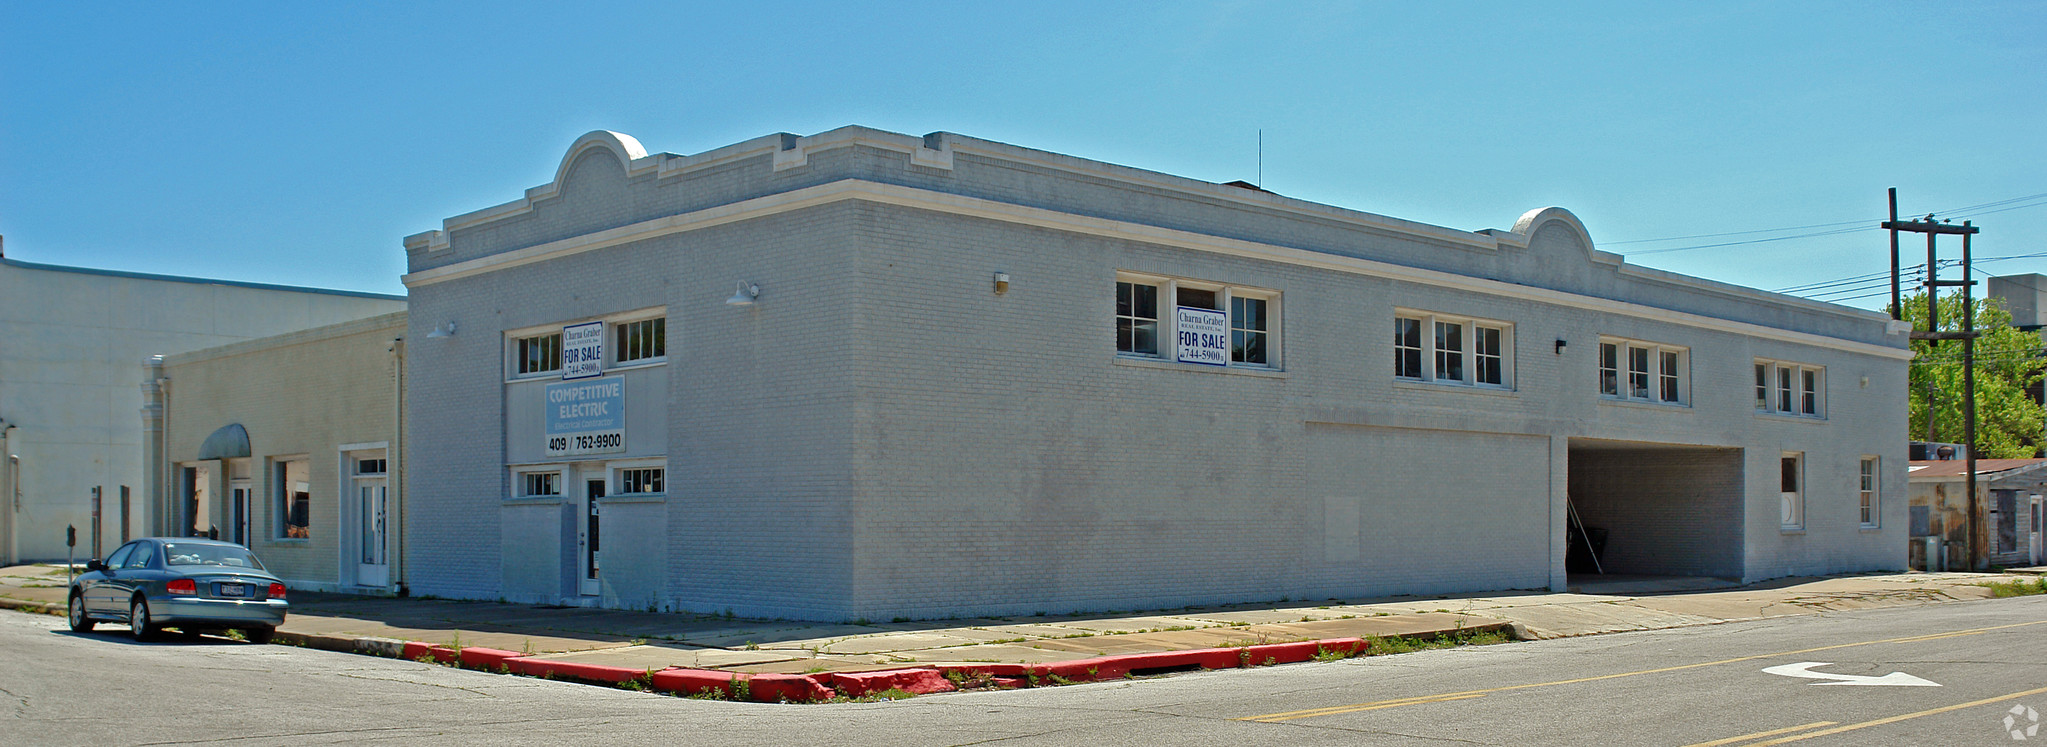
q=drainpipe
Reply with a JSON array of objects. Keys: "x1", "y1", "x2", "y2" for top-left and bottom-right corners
[
  {"x1": 390, "y1": 336, "x2": 408, "y2": 597},
  {"x1": 141, "y1": 356, "x2": 169, "y2": 538},
  {"x1": 2, "y1": 423, "x2": 15, "y2": 565}
]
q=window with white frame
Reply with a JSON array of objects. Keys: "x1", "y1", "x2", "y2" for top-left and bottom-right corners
[
  {"x1": 1780, "y1": 452, "x2": 1804, "y2": 529},
  {"x1": 355, "y1": 458, "x2": 387, "y2": 476},
  {"x1": 1755, "y1": 359, "x2": 1824, "y2": 417},
  {"x1": 614, "y1": 317, "x2": 665, "y2": 365},
  {"x1": 1395, "y1": 310, "x2": 1511, "y2": 387},
  {"x1": 517, "y1": 471, "x2": 562, "y2": 499},
  {"x1": 1598, "y1": 337, "x2": 1687, "y2": 405},
  {"x1": 615, "y1": 467, "x2": 665, "y2": 495},
  {"x1": 513, "y1": 332, "x2": 561, "y2": 376},
  {"x1": 1115, "y1": 273, "x2": 1279, "y2": 368},
  {"x1": 1858, "y1": 456, "x2": 1879, "y2": 527}
]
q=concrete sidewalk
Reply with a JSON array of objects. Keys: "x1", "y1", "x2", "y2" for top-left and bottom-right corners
[{"x1": 0, "y1": 564, "x2": 2017, "y2": 698}]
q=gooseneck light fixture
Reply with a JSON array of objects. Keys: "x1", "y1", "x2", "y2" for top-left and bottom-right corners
[
  {"x1": 726, "y1": 281, "x2": 760, "y2": 306},
  {"x1": 425, "y1": 322, "x2": 457, "y2": 338}
]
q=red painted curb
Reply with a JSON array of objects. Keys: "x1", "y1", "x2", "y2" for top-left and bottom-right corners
[
  {"x1": 824, "y1": 668, "x2": 957, "y2": 697},
  {"x1": 386, "y1": 635, "x2": 1368, "y2": 701}
]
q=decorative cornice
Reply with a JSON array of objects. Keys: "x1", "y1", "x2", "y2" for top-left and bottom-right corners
[{"x1": 402, "y1": 178, "x2": 1908, "y2": 360}]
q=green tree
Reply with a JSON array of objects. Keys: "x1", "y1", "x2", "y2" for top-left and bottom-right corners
[{"x1": 1899, "y1": 292, "x2": 2047, "y2": 458}]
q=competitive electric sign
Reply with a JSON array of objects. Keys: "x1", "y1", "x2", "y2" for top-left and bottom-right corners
[
  {"x1": 544, "y1": 377, "x2": 625, "y2": 456},
  {"x1": 1175, "y1": 307, "x2": 1229, "y2": 366}
]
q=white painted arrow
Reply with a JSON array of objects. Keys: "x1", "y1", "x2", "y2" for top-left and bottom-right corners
[{"x1": 1762, "y1": 661, "x2": 1941, "y2": 687}]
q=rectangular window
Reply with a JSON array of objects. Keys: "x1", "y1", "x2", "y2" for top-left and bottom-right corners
[
  {"x1": 1599, "y1": 337, "x2": 1686, "y2": 405},
  {"x1": 1396, "y1": 310, "x2": 1513, "y2": 388},
  {"x1": 1474, "y1": 325, "x2": 1503, "y2": 386},
  {"x1": 515, "y1": 333, "x2": 562, "y2": 375},
  {"x1": 355, "y1": 458, "x2": 387, "y2": 476},
  {"x1": 1599, "y1": 343, "x2": 1620, "y2": 396},
  {"x1": 1435, "y1": 321, "x2": 1464, "y2": 383},
  {"x1": 1756, "y1": 359, "x2": 1825, "y2": 418},
  {"x1": 1115, "y1": 280, "x2": 1160, "y2": 356},
  {"x1": 1627, "y1": 345, "x2": 1651, "y2": 399},
  {"x1": 617, "y1": 467, "x2": 665, "y2": 495},
  {"x1": 1859, "y1": 456, "x2": 1878, "y2": 527},
  {"x1": 1780, "y1": 453, "x2": 1804, "y2": 529},
  {"x1": 615, "y1": 318, "x2": 665, "y2": 364},
  {"x1": 520, "y1": 472, "x2": 561, "y2": 498},
  {"x1": 273, "y1": 459, "x2": 310, "y2": 539},
  {"x1": 1395, "y1": 317, "x2": 1423, "y2": 379},
  {"x1": 1230, "y1": 296, "x2": 1268, "y2": 365},
  {"x1": 1116, "y1": 274, "x2": 1277, "y2": 368}
]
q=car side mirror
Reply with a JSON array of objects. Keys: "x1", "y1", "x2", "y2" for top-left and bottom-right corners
[{"x1": 85, "y1": 560, "x2": 108, "y2": 572}]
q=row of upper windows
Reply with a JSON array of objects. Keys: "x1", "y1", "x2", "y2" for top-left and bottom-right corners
[
  {"x1": 1114, "y1": 272, "x2": 1828, "y2": 418},
  {"x1": 509, "y1": 315, "x2": 666, "y2": 378}
]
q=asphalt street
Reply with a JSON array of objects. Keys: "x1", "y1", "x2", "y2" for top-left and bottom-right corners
[{"x1": 3, "y1": 596, "x2": 2044, "y2": 746}]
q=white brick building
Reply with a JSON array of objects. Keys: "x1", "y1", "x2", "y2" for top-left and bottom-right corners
[{"x1": 400, "y1": 127, "x2": 1912, "y2": 621}]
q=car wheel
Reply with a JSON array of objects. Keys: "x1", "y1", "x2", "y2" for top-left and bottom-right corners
[
  {"x1": 67, "y1": 593, "x2": 95, "y2": 633},
  {"x1": 244, "y1": 626, "x2": 274, "y2": 645},
  {"x1": 129, "y1": 598, "x2": 156, "y2": 642}
]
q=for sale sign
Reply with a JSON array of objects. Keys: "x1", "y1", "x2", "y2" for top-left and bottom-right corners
[
  {"x1": 562, "y1": 321, "x2": 605, "y2": 380},
  {"x1": 1175, "y1": 307, "x2": 1228, "y2": 366}
]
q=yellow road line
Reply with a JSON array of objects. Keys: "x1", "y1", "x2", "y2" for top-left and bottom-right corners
[
  {"x1": 1680, "y1": 721, "x2": 1836, "y2": 747},
  {"x1": 1237, "y1": 693, "x2": 1487, "y2": 722},
  {"x1": 1236, "y1": 619, "x2": 2047, "y2": 723},
  {"x1": 1751, "y1": 683, "x2": 2047, "y2": 745}
]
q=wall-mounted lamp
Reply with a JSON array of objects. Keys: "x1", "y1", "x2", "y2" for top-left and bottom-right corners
[
  {"x1": 1554, "y1": 338, "x2": 1567, "y2": 355},
  {"x1": 426, "y1": 322, "x2": 457, "y2": 338},
  {"x1": 993, "y1": 272, "x2": 1010, "y2": 295},
  {"x1": 726, "y1": 281, "x2": 760, "y2": 306}
]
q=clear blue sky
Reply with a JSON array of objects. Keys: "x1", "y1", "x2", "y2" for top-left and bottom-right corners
[{"x1": 4, "y1": 1, "x2": 2042, "y2": 307}]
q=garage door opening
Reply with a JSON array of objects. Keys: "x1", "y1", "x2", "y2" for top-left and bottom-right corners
[{"x1": 1567, "y1": 440, "x2": 1744, "y2": 585}]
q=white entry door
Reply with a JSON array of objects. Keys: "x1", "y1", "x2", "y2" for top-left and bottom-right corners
[
  {"x1": 355, "y1": 479, "x2": 388, "y2": 588},
  {"x1": 2032, "y1": 496, "x2": 2043, "y2": 566},
  {"x1": 578, "y1": 478, "x2": 603, "y2": 596}
]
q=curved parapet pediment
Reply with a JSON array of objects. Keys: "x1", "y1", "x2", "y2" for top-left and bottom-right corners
[
  {"x1": 552, "y1": 131, "x2": 648, "y2": 192},
  {"x1": 1511, "y1": 207, "x2": 1597, "y2": 258},
  {"x1": 197, "y1": 423, "x2": 250, "y2": 460}
]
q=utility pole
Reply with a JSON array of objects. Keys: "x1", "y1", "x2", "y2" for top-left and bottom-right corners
[{"x1": 1887, "y1": 187, "x2": 1983, "y2": 569}]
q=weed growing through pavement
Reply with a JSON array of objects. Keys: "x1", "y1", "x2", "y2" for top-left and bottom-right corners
[
  {"x1": 1361, "y1": 628, "x2": 1511, "y2": 656},
  {"x1": 1981, "y1": 577, "x2": 2047, "y2": 597}
]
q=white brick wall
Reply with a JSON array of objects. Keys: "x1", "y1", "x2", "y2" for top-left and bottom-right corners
[{"x1": 401, "y1": 127, "x2": 1911, "y2": 620}]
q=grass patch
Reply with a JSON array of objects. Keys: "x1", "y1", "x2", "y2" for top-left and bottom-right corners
[
  {"x1": 1980, "y1": 577, "x2": 2047, "y2": 597},
  {"x1": 1362, "y1": 628, "x2": 1512, "y2": 656}
]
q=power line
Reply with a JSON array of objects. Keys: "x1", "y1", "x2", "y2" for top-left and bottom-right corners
[{"x1": 1610, "y1": 190, "x2": 2047, "y2": 256}]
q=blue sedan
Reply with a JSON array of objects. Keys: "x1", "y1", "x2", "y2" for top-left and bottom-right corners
[{"x1": 67, "y1": 538, "x2": 289, "y2": 643}]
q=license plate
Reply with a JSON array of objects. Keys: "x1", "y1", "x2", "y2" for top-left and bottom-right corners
[{"x1": 218, "y1": 583, "x2": 248, "y2": 597}]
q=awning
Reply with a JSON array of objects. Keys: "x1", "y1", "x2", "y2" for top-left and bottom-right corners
[{"x1": 197, "y1": 424, "x2": 250, "y2": 460}]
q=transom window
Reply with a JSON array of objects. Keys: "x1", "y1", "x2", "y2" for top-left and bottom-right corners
[
  {"x1": 1115, "y1": 273, "x2": 1279, "y2": 369},
  {"x1": 520, "y1": 472, "x2": 561, "y2": 498},
  {"x1": 616, "y1": 467, "x2": 665, "y2": 495},
  {"x1": 1396, "y1": 310, "x2": 1511, "y2": 387},
  {"x1": 515, "y1": 333, "x2": 561, "y2": 375},
  {"x1": 355, "y1": 458, "x2": 387, "y2": 476},
  {"x1": 1598, "y1": 337, "x2": 1687, "y2": 405},
  {"x1": 615, "y1": 318, "x2": 665, "y2": 364},
  {"x1": 1755, "y1": 359, "x2": 1824, "y2": 417}
]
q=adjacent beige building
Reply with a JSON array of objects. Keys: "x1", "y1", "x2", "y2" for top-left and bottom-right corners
[
  {"x1": 144, "y1": 312, "x2": 407, "y2": 592},
  {"x1": 0, "y1": 255, "x2": 404, "y2": 564}
]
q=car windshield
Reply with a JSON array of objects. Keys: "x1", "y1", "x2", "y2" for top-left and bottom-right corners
[{"x1": 161, "y1": 543, "x2": 266, "y2": 570}]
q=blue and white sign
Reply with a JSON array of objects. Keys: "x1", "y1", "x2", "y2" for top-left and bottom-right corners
[
  {"x1": 1175, "y1": 307, "x2": 1229, "y2": 366},
  {"x1": 544, "y1": 377, "x2": 625, "y2": 456},
  {"x1": 561, "y1": 321, "x2": 605, "y2": 380}
]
